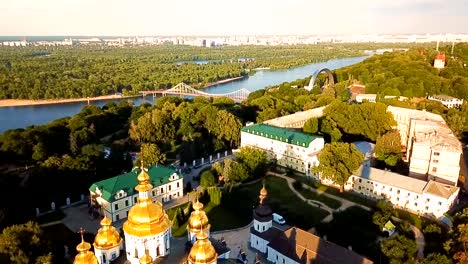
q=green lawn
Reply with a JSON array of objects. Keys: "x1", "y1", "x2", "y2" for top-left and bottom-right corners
[
  {"x1": 167, "y1": 176, "x2": 329, "y2": 236},
  {"x1": 290, "y1": 174, "x2": 378, "y2": 208},
  {"x1": 295, "y1": 186, "x2": 342, "y2": 209},
  {"x1": 316, "y1": 206, "x2": 381, "y2": 262}
]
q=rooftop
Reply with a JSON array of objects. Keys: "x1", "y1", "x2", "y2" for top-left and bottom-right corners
[
  {"x1": 268, "y1": 227, "x2": 373, "y2": 264},
  {"x1": 89, "y1": 165, "x2": 179, "y2": 202},
  {"x1": 262, "y1": 106, "x2": 325, "y2": 127},
  {"x1": 354, "y1": 166, "x2": 460, "y2": 197},
  {"x1": 354, "y1": 166, "x2": 428, "y2": 194},
  {"x1": 423, "y1": 181, "x2": 459, "y2": 199},
  {"x1": 428, "y1": 94, "x2": 460, "y2": 101},
  {"x1": 241, "y1": 123, "x2": 320, "y2": 147}
]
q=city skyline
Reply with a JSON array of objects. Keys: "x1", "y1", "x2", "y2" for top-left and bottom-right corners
[{"x1": 1, "y1": 0, "x2": 467, "y2": 36}]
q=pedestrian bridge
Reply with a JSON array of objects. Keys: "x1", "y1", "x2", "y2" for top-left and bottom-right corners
[{"x1": 140, "y1": 83, "x2": 251, "y2": 102}]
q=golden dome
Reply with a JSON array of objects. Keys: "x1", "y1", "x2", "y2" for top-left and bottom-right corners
[
  {"x1": 74, "y1": 230, "x2": 98, "y2": 264},
  {"x1": 135, "y1": 167, "x2": 152, "y2": 193},
  {"x1": 139, "y1": 249, "x2": 153, "y2": 264},
  {"x1": 188, "y1": 231, "x2": 217, "y2": 264},
  {"x1": 188, "y1": 199, "x2": 210, "y2": 234},
  {"x1": 124, "y1": 165, "x2": 171, "y2": 237},
  {"x1": 94, "y1": 214, "x2": 122, "y2": 250}
]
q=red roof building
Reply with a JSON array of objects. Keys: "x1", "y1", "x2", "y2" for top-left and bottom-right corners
[{"x1": 434, "y1": 53, "x2": 446, "y2": 69}]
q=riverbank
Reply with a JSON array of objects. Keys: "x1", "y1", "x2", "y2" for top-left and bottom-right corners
[
  {"x1": 0, "y1": 94, "x2": 139, "y2": 108},
  {"x1": 202, "y1": 75, "x2": 247, "y2": 89}
]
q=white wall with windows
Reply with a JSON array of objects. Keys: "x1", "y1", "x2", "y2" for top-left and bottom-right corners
[
  {"x1": 92, "y1": 177, "x2": 183, "y2": 222},
  {"x1": 240, "y1": 131, "x2": 324, "y2": 176}
]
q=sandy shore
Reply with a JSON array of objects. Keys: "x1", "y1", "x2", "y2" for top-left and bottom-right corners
[{"x1": 0, "y1": 95, "x2": 138, "y2": 107}]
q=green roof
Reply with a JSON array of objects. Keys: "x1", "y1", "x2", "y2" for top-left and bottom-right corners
[
  {"x1": 384, "y1": 220, "x2": 396, "y2": 231},
  {"x1": 241, "y1": 123, "x2": 318, "y2": 147},
  {"x1": 89, "y1": 165, "x2": 179, "y2": 202}
]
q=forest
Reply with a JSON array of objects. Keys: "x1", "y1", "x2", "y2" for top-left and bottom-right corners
[
  {"x1": 334, "y1": 43, "x2": 468, "y2": 99},
  {"x1": 0, "y1": 42, "x2": 436, "y2": 100}
]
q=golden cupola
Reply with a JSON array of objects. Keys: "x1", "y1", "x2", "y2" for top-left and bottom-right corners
[
  {"x1": 74, "y1": 228, "x2": 98, "y2": 264},
  {"x1": 139, "y1": 248, "x2": 153, "y2": 264},
  {"x1": 188, "y1": 230, "x2": 218, "y2": 264},
  {"x1": 94, "y1": 213, "x2": 122, "y2": 250},
  {"x1": 123, "y1": 164, "x2": 171, "y2": 237},
  {"x1": 188, "y1": 197, "x2": 211, "y2": 234}
]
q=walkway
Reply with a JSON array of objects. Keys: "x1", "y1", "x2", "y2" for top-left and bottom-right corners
[
  {"x1": 266, "y1": 171, "x2": 425, "y2": 259},
  {"x1": 266, "y1": 171, "x2": 371, "y2": 223}
]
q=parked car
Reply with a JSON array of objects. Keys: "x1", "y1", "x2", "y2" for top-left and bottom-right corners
[{"x1": 273, "y1": 213, "x2": 286, "y2": 225}]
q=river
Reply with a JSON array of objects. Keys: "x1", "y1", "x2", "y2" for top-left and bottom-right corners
[{"x1": 0, "y1": 55, "x2": 368, "y2": 133}]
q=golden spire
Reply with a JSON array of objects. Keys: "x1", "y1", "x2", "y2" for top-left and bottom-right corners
[
  {"x1": 259, "y1": 184, "x2": 268, "y2": 205},
  {"x1": 192, "y1": 193, "x2": 204, "y2": 211},
  {"x1": 139, "y1": 240, "x2": 153, "y2": 264},
  {"x1": 74, "y1": 228, "x2": 98, "y2": 264},
  {"x1": 123, "y1": 151, "x2": 171, "y2": 237},
  {"x1": 94, "y1": 208, "x2": 122, "y2": 250},
  {"x1": 188, "y1": 193, "x2": 210, "y2": 234},
  {"x1": 135, "y1": 152, "x2": 152, "y2": 193},
  {"x1": 188, "y1": 227, "x2": 217, "y2": 264}
]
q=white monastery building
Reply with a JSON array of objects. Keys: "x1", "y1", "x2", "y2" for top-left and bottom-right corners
[
  {"x1": 387, "y1": 106, "x2": 462, "y2": 186},
  {"x1": 344, "y1": 165, "x2": 459, "y2": 218},
  {"x1": 241, "y1": 123, "x2": 324, "y2": 176},
  {"x1": 89, "y1": 165, "x2": 183, "y2": 222}
]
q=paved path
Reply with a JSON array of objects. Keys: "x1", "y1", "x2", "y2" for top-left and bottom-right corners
[
  {"x1": 266, "y1": 171, "x2": 371, "y2": 224},
  {"x1": 210, "y1": 222, "x2": 258, "y2": 263}
]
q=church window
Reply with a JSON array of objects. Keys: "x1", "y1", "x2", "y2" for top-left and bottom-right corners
[
  {"x1": 169, "y1": 185, "x2": 171, "y2": 191},
  {"x1": 135, "y1": 248, "x2": 138, "y2": 258},
  {"x1": 102, "y1": 254, "x2": 106, "y2": 263},
  {"x1": 114, "y1": 204, "x2": 118, "y2": 210},
  {"x1": 134, "y1": 197, "x2": 137, "y2": 203},
  {"x1": 177, "y1": 182, "x2": 180, "y2": 188},
  {"x1": 125, "y1": 200, "x2": 129, "y2": 207},
  {"x1": 161, "y1": 187, "x2": 164, "y2": 193}
]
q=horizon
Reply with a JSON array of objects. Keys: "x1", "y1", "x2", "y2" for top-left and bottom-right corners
[{"x1": 1, "y1": 0, "x2": 468, "y2": 36}]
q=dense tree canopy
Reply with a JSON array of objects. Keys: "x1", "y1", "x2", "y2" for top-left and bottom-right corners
[
  {"x1": 335, "y1": 43, "x2": 468, "y2": 99},
  {"x1": 314, "y1": 142, "x2": 364, "y2": 191},
  {"x1": 380, "y1": 235, "x2": 417, "y2": 264},
  {"x1": 323, "y1": 101, "x2": 396, "y2": 141},
  {"x1": 375, "y1": 130, "x2": 403, "y2": 167},
  {"x1": 0, "y1": 44, "x2": 369, "y2": 100},
  {"x1": 0, "y1": 221, "x2": 52, "y2": 264}
]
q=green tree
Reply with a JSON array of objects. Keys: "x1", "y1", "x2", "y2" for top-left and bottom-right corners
[
  {"x1": 200, "y1": 170, "x2": 216, "y2": 188},
  {"x1": 380, "y1": 235, "x2": 417, "y2": 264},
  {"x1": 422, "y1": 253, "x2": 452, "y2": 264},
  {"x1": 235, "y1": 147, "x2": 268, "y2": 178},
  {"x1": 207, "y1": 187, "x2": 222, "y2": 205},
  {"x1": 372, "y1": 200, "x2": 393, "y2": 229},
  {"x1": 314, "y1": 142, "x2": 364, "y2": 192},
  {"x1": 375, "y1": 130, "x2": 402, "y2": 166},
  {"x1": 0, "y1": 221, "x2": 52, "y2": 264},
  {"x1": 135, "y1": 143, "x2": 166, "y2": 167},
  {"x1": 303, "y1": 118, "x2": 319, "y2": 134}
]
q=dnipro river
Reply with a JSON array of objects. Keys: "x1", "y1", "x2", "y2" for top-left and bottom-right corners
[{"x1": 0, "y1": 55, "x2": 368, "y2": 133}]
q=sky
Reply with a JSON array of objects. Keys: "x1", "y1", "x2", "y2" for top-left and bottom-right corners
[{"x1": 0, "y1": 0, "x2": 467, "y2": 36}]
